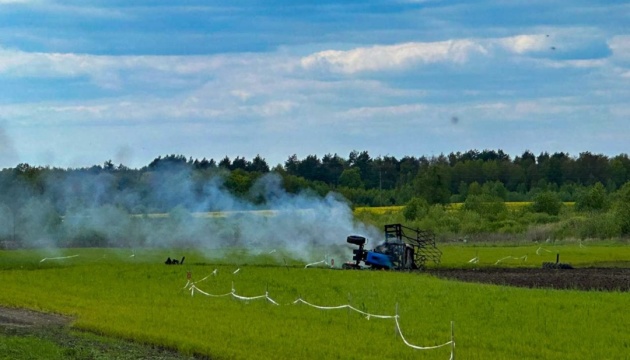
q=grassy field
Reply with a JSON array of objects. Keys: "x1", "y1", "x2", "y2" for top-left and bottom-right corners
[{"x1": 0, "y1": 245, "x2": 628, "y2": 360}]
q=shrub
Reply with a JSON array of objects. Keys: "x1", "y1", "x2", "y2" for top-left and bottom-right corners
[
  {"x1": 612, "y1": 182, "x2": 630, "y2": 235},
  {"x1": 575, "y1": 182, "x2": 610, "y2": 212},
  {"x1": 524, "y1": 223, "x2": 557, "y2": 242},
  {"x1": 531, "y1": 191, "x2": 563, "y2": 215},
  {"x1": 495, "y1": 220, "x2": 526, "y2": 234},
  {"x1": 463, "y1": 194, "x2": 508, "y2": 221},
  {"x1": 402, "y1": 197, "x2": 429, "y2": 221},
  {"x1": 576, "y1": 213, "x2": 621, "y2": 239},
  {"x1": 458, "y1": 210, "x2": 486, "y2": 234}
]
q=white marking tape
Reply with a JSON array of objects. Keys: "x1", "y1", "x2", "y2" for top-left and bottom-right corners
[
  {"x1": 304, "y1": 260, "x2": 327, "y2": 268},
  {"x1": 39, "y1": 255, "x2": 79, "y2": 263},
  {"x1": 295, "y1": 297, "x2": 454, "y2": 355},
  {"x1": 536, "y1": 247, "x2": 552, "y2": 255},
  {"x1": 186, "y1": 282, "x2": 455, "y2": 356},
  {"x1": 233, "y1": 268, "x2": 240, "y2": 274},
  {"x1": 395, "y1": 316, "x2": 453, "y2": 350},
  {"x1": 494, "y1": 255, "x2": 527, "y2": 265},
  {"x1": 293, "y1": 298, "x2": 396, "y2": 319},
  {"x1": 468, "y1": 257, "x2": 479, "y2": 264},
  {"x1": 190, "y1": 285, "x2": 231, "y2": 298},
  {"x1": 183, "y1": 270, "x2": 219, "y2": 290},
  {"x1": 189, "y1": 284, "x2": 278, "y2": 305}
]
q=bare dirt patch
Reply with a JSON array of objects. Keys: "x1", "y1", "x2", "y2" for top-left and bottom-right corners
[
  {"x1": 428, "y1": 268, "x2": 630, "y2": 291},
  {"x1": 0, "y1": 306, "x2": 72, "y2": 329},
  {"x1": 0, "y1": 306, "x2": 209, "y2": 359}
]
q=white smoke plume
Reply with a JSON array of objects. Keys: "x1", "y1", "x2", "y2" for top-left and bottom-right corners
[{"x1": 0, "y1": 166, "x2": 381, "y2": 263}]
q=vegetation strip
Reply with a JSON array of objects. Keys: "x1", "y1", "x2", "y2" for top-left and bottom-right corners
[{"x1": 0, "y1": 248, "x2": 628, "y2": 359}]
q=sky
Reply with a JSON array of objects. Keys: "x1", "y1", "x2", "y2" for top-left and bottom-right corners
[{"x1": 0, "y1": 0, "x2": 628, "y2": 169}]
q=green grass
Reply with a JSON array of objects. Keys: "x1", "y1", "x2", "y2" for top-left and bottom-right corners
[
  {"x1": 436, "y1": 242, "x2": 630, "y2": 268},
  {"x1": 0, "y1": 335, "x2": 63, "y2": 360},
  {"x1": 0, "y1": 247, "x2": 628, "y2": 359}
]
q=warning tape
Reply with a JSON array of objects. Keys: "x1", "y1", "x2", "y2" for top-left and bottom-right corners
[
  {"x1": 187, "y1": 281, "x2": 454, "y2": 357},
  {"x1": 188, "y1": 283, "x2": 279, "y2": 305},
  {"x1": 394, "y1": 316, "x2": 453, "y2": 350},
  {"x1": 293, "y1": 298, "x2": 395, "y2": 319},
  {"x1": 304, "y1": 255, "x2": 333, "y2": 268},
  {"x1": 294, "y1": 297, "x2": 454, "y2": 354},
  {"x1": 494, "y1": 255, "x2": 527, "y2": 265},
  {"x1": 39, "y1": 254, "x2": 79, "y2": 263}
]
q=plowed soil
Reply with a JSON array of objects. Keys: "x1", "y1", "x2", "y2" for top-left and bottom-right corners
[{"x1": 429, "y1": 267, "x2": 630, "y2": 291}]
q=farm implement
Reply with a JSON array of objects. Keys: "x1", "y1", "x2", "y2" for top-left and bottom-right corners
[{"x1": 343, "y1": 223, "x2": 442, "y2": 270}]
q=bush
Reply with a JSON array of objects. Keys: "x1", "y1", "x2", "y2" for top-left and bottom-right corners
[
  {"x1": 419, "y1": 205, "x2": 460, "y2": 233},
  {"x1": 524, "y1": 223, "x2": 557, "y2": 242},
  {"x1": 495, "y1": 220, "x2": 526, "y2": 234},
  {"x1": 403, "y1": 197, "x2": 429, "y2": 221},
  {"x1": 463, "y1": 194, "x2": 508, "y2": 221},
  {"x1": 576, "y1": 212, "x2": 621, "y2": 239},
  {"x1": 532, "y1": 191, "x2": 563, "y2": 215},
  {"x1": 575, "y1": 182, "x2": 610, "y2": 212},
  {"x1": 612, "y1": 182, "x2": 630, "y2": 235},
  {"x1": 552, "y1": 217, "x2": 585, "y2": 239},
  {"x1": 458, "y1": 210, "x2": 486, "y2": 234}
]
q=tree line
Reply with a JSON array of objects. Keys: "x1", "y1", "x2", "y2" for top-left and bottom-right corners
[
  {"x1": 2, "y1": 149, "x2": 630, "y2": 211},
  {"x1": 2, "y1": 149, "x2": 630, "y2": 246}
]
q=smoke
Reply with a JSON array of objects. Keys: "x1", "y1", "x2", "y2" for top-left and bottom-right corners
[
  {"x1": 0, "y1": 124, "x2": 19, "y2": 169},
  {"x1": 0, "y1": 166, "x2": 381, "y2": 263}
]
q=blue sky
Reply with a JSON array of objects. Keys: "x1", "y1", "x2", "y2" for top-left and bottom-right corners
[{"x1": 0, "y1": 0, "x2": 628, "y2": 169}]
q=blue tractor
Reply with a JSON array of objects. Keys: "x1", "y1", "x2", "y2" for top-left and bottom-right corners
[{"x1": 342, "y1": 224, "x2": 441, "y2": 270}]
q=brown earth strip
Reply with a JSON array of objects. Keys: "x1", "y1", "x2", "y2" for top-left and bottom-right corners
[
  {"x1": 428, "y1": 268, "x2": 630, "y2": 291},
  {"x1": 0, "y1": 306, "x2": 209, "y2": 359},
  {"x1": 0, "y1": 306, "x2": 72, "y2": 329}
]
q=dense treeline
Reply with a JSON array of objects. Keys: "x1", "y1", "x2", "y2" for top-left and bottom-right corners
[
  {"x1": 2, "y1": 149, "x2": 630, "y2": 210},
  {"x1": 281, "y1": 150, "x2": 630, "y2": 205},
  {"x1": 2, "y1": 149, "x2": 630, "y2": 246}
]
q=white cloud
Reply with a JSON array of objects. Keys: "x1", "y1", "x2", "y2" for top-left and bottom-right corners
[
  {"x1": 609, "y1": 35, "x2": 630, "y2": 61},
  {"x1": 0, "y1": 0, "x2": 40, "y2": 3},
  {"x1": 300, "y1": 40, "x2": 487, "y2": 73},
  {"x1": 534, "y1": 58, "x2": 608, "y2": 69},
  {"x1": 299, "y1": 31, "x2": 618, "y2": 74},
  {"x1": 0, "y1": 46, "x2": 266, "y2": 89},
  {"x1": 342, "y1": 104, "x2": 427, "y2": 118},
  {"x1": 496, "y1": 34, "x2": 550, "y2": 54}
]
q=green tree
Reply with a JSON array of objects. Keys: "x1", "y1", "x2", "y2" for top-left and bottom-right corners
[
  {"x1": 403, "y1": 197, "x2": 429, "y2": 221},
  {"x1": 413, "y1": 165, "x2": 451, "y2": 204},
  {"x1": 531, "y1": 191, "x2": 563, "y2": 215},
  {"x1": 612, "y1": 182, "x2": 630, "y2": 235},
  {"x1": 575, "y1": 182, "x2": 609, "y2": 212},
  {"x1": 338, "y1": 168, "x2": 363, "y2": 188},
  {"x1": 463, "y1": 194, "x2": 507, "y2": 221}
]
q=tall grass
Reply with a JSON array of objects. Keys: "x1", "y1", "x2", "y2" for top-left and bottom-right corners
[{"x1": 0, "y1": 248, "x2": 628, "y2": 359}]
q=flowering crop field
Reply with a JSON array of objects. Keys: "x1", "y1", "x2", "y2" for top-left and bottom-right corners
[
  {"x1": 354, "y1": 202, "x2": 576, "y2": 214},
  {"x1": 0, "y1": 247, "x2": 628, "y2": 360}
]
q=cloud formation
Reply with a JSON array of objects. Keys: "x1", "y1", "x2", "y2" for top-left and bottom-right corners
[
  {"x1": 0, "y1": 2, "x2": 628, "y2": 168},
  {"x1": 301, "y1": 39, "x2": 487, "y2": 73}
]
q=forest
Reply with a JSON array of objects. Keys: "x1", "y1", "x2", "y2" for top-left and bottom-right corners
[{"x1": 1, "y1": 149, "x2": 630, "y2": 246}]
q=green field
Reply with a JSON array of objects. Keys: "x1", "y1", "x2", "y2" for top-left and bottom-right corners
[{"x1": 0, "y1": 246, "x2": 628, "y2": 359}]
